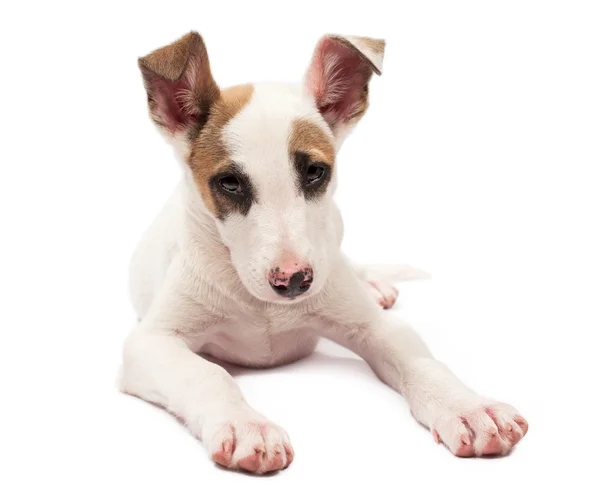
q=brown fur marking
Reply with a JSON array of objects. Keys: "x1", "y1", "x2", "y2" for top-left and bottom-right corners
[
  {"x1": 288, "y1": 119, "x2": 335, "y2": 167},
  {"x1": 139, "y1": 32, "x2": 202, "y2": 81},
  {"x1": 189, "y1": 84, "x2": 255, "y2": 217}
]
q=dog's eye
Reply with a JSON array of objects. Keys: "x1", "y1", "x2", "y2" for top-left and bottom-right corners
[
  {"x1": 306, "y1": 164, "x2": 326, "y2": 185},
  {"x1": 219, "y1": 176, "x2": 243, "y2": 195}
]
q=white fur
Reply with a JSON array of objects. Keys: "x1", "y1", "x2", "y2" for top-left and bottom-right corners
[{"x1": 121, "y1": 38, "x2": 528, "y2": 474}]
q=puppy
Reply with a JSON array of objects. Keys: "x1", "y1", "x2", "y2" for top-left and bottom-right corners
[{"x1": 121, "y1": 32, "x2": 528, "y2": 474}]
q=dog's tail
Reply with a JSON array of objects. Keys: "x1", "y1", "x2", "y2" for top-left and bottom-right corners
[{"x1": 357, "y1": 263, "x2": 431, "y2": 282}]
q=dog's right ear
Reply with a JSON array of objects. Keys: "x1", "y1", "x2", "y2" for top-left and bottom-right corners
[{"x1": 138, "y1": 32, "x2": 219, "y2": 138}]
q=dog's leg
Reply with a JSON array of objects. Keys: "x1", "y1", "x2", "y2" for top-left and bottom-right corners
[
  {"x1": 119, "y1": 276, "x2": 293, "y2": 473},
  {"x1": 321, "y1": 263, "x2": 528, "y2": 456},
  {"x1": 351, "y1": 261, "x2": 429, "y2": 309}
]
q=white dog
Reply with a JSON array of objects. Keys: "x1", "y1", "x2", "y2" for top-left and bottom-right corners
[{"x1": 120, "y1": 32, "x2": 528, "y2": 474}]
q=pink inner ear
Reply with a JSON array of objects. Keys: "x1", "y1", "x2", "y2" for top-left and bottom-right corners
[
  {"x1": 306, "y1": 38, "x2": 372, "y2": 128},
  {"x1": 149, "y1": 77, "x2": 200, "y2": 134}
]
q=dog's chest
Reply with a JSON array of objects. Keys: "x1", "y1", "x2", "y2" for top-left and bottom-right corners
[{"x1": 198, "y1": 307, "x2": 319, "y2": 368}]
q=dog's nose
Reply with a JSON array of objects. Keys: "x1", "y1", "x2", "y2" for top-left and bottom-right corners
[{"x1": 268, "y1": 262, "x2": 313, "y2": 298}]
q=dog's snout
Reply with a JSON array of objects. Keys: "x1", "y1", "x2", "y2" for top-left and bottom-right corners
[{"x1": 268, "y1": 262, "x2": 313, "y2": 298}]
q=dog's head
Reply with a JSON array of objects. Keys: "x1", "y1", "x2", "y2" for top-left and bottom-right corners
[{"x1": 139, "y1": 32, "x2": 384, "y2": 303}]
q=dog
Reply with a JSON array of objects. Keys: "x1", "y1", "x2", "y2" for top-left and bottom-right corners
[{"x1": 120, "y1": 31, "x2": 528, "y2": 474}]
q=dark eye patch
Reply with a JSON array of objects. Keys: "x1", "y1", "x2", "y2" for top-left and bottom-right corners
[
  {"x1": 293, "y1": 151, "x2": 332, "y2": 199},
  {"x1": 209, "y1": 163, "x2": 256, "y2": 219}
]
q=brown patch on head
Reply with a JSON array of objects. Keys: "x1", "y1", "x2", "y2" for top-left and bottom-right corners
[
  {"x1": 188, "y1": 84, "x2": 255, "y2": 218},
  {"x1": 289, "y1": 119, "x2": 336, "y2": 199},
  {"x1": 288, "y1": 119, "x2": 335, "y2": 166}
]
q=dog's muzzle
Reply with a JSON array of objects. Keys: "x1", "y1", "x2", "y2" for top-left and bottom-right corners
[{"x1": 268, "y1": 264, "x2": 313, "y2": 299}]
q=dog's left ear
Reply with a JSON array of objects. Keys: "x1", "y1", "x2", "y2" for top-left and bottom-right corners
[
  {"x1": 305, "y1": 34, "x2": 385, "y2": 140},
  {"x1": 138, "y1": 32, "x2": 220, "y2": 138}
]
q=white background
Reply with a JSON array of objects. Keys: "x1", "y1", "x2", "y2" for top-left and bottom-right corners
[{"x1": 1, "y1": 1, "x2": 599, "y2": 500}]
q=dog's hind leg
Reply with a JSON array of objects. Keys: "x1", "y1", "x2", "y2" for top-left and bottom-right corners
[{"x1": 351, "y1": 262, "x2": 430, "y2": 309}]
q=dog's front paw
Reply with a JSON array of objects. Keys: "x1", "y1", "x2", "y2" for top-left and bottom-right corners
[
  {"x1": 203, "y1": 408, "x2": 293, "y2": 474},
  {"x1": 431, "y1": 401, "x2": 528, "y2": 457}
]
